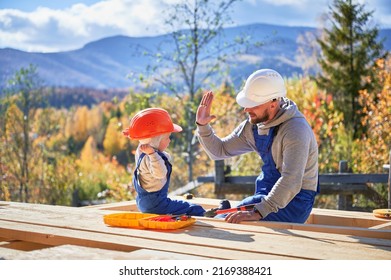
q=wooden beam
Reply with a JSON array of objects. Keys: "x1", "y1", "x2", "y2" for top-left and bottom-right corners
[
  {"x1": 369, "y1": 222, "x2": 391, "y2": 230},
  {"x1": 198, "y1": 174, "x2": 389, "y2": 184},
  {"x1": 0, "y1": 240, "x2": 51, "y2": 251},
  {"x1": 197, "y1": 161, "x2": 389, "y2": 208},
  {"x1": 96, "y1": 200, "x2": 391, "y2": 241},
  {"x1": 1, "y1": 202, "x2": 391, "y2": 259},
  {"x1": 197, "y1": 182, "x2": 376, "y2": 196},
  {"x1": 1, "y1": 220, "x2": 287, "y2": 260},
  {"x1": 0, "y1": 245, "x2": 211, "y2": 260}
]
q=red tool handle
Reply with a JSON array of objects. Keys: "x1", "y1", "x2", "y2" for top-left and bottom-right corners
[{"x1": 215, "y1": 204, "x2": 256, "y2": 215}]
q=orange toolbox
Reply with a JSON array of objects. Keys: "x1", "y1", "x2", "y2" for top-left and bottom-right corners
[{"x1": 103, "y1": 212, "x2": 196, "y2": 230}]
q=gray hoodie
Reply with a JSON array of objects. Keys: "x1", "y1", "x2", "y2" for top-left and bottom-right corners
[{"x1": 196, "y1": 98, "x2": 319, "y2": 218}]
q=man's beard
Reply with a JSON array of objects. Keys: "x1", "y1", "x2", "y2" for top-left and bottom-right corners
[{"x1": 248, "y1": 111, "x2": 270, "y2": 124}]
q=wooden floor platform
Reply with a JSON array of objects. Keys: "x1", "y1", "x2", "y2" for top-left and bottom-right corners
[{"x1": 0, "y1": 197, "x2": 390, "y2": 260}]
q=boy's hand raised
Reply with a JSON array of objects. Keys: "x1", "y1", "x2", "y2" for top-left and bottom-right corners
[{"x1": 139, "y1": 144, "x2": 155, "y2": 155}]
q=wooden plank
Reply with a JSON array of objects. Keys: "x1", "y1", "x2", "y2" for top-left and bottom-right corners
[
  {"x1": 88, "y1": 196, "x2": 222, "y2": 212},
  {"x1": 97, "y1": 199, "x2": 391, "y2": 231},
  {"x1": 193, "y1": 216, "x2": 391, "y2": 243},
  {"x1": 236, "y1": 220, "x2": 391, "y2": 240},
  {"x1": 217, "y1": 183, "x2": 253, "y2": 194},
  {"x1": 309, "y1": 208, "x2": 388, "y2": 228},
  {"x1": 1, "y1": 202, "x2": 391, "y2": 259},
  {"x1": 202, "y1": 159, "x2": 391, "y2": 205},
  {"x1": 0, "y1": 244, "x2": 210, "y2": 260},
  {"x1": 85, "y1": 200, "x2": 139, "y2": 211},
  {"x1": 369, "y1": 222, "x2": 391, "y2": 230},
  {"x1": 0, "y1": 240, "x2": 52, "y2": 251},
  {"x1": 0, "y1": 220, "x2": 297, "y2": 260},
  {"x1": 9, "y1": 201, "x2": 391, "y2": 242},
  {"x1": 63, "y1": 199, "x2": 391, "y2": 240},
  {"x1": 319, "y1": 184, "x2": 369, "y2": 194},
  {"x1": 197, "y1": 172, "x2": 388, "y2": 199},
  {"x1": 97, "y1": 204, "x2": 391, "y2": 240},
  {"x1": 196, "y1": 179, "x2": 381, "y2": 195},
  {"x1": 319, "y1": 174, "x2": 388, "y2": 184},
  {"x1": 197, "y1": 174, "x2": 389, "y2": 184}
]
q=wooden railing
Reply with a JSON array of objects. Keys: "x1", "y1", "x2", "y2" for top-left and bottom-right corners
[{"x1": 197, "y1": 158, "x2": 391, "y2": 210}]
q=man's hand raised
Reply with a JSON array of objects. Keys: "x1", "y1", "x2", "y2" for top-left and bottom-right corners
[{"x1": 196, "y1": 91, "x2": 216, "y2": 126}]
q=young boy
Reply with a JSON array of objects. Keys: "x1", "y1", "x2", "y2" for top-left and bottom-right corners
[{"x1": 123, "y1": 108, "x2": 206, "y2": 216}]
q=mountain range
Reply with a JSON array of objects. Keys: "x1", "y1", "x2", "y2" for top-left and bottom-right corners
[{"x1": 1, "y1": 23, "x2": 390, "y2": 91}]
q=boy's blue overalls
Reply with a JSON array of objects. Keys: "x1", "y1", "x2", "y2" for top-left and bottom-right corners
[
  {"x1": 133, "y1": 151, "x2": 205, "y2": 216},
  {"x1": 236, "y1": 125, "x2": 319, "y2": 223}
]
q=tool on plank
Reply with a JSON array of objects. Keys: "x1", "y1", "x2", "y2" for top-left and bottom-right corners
[
  {"x1": 204, "y1": 203, "x2": 257, "y2": 217},
  {"x1": 147, "y1": 214, "x2": 191, "y2": 222},
  {"x1": 373, "y1": 209, "x2": 391, "y2": 219}
]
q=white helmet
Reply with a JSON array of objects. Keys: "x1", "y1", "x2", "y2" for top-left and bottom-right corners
[{"x1": 236, "y1": 69, "x2": 286, "y2": 108}]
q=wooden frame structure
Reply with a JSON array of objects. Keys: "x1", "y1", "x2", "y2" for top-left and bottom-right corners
[
  {"x1": 198, "y1": 159, "x2": 391, "y2": 210},
  {"x1": 0, "y1": 197, "x2": 390, "y2": 260}
]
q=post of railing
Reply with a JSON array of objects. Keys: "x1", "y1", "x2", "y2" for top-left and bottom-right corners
[
  {"x1": 215, "y1": 160, "x2": 225, "y2": 198},
  {"x1": 338, "y1": 160, "x2": 352, "y2": 210}
]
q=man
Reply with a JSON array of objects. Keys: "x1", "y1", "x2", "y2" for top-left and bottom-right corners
[{"x1": 196, "y1": 69, "x2": 319, "y2": 223}]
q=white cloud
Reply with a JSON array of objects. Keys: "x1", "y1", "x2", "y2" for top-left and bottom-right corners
[
  {"x1": 0, "y1": 0, "x2": 168, "y2": 52},
  {"x1": 244, "y1": 0, "x2": 314, "y2": 9},
  {"x1": 0, "y1": 0, "x2": 390, "y2": 52},
  {"x1": 261, "y1": 0, "x2": 311, "y2": 6}
]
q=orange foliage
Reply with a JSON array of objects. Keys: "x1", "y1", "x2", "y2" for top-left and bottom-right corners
[
  {"x1": 2, "y1": 67, "x2": 390, "y2": 204},
  {"x1": 353, "y1": 58, "x2": 391, "y2": 173},
  {"x1": 287, "y1": 77, "x2": 346, "y2": 172}
]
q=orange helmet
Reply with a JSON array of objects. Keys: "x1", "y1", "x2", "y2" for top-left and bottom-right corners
[{"x1": 122, "y1": 108, "x2": 182, "y2": 140}]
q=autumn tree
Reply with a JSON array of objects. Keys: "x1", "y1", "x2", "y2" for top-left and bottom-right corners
[
  {"x1": 103, "y1": 118, "x2": 129, "y2": 161},
  {"x1": 353, "y1": 58, "x2": 391, "y2": 173},
  {"x1": 38, "y1": 155, "x2": 78, "y2": 206},
  {"x1": 0, "y1": 66, "x2": 81, "y2": 204},
  {"x1": 86, "y1": 105, "x2": 105, "y2": 145},
  {"x1": 287, "y1": 76, "x2": 346, "y2": 172},
  {"x1": 315, "y1": 0, "x2": 388, "y2": 140},
  {"x1": 135, "y1": 0, "x2": 246, "y2": 182},
  {"x1": 76, "y1": 135, "x2": 132, "y2": 204},
  {"x1": 0, "y1": 65, "x2": 45, "y2": 202},
  {"x1": 66, "y1": 106, "x2": 89, "y2": 142}
]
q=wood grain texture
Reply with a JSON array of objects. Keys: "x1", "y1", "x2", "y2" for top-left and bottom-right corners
[{"x1": 0, "y1": 200, "x2": 390, "y2": 260}]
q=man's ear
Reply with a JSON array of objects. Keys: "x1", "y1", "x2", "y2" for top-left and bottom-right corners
[{"x1": 270, "y1": 101, "x2": 278, "y2": 109}]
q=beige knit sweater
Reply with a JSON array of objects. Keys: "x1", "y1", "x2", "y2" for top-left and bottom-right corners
[{"x1": 196, "y1": 98, "x2": 319, "y2": 218}]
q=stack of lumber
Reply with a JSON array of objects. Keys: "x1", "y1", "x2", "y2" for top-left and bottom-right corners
[{"x1": 0, "y1": 197, "x2": 390, "y2": 260}]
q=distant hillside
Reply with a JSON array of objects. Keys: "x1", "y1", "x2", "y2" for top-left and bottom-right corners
[{"x1": 1, "y1": 23, "x2": 390, "y2": 91}]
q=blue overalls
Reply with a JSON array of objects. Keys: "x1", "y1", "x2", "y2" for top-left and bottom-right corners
[
  {"x1": 236, "y1": 125, "x2": 318, "y2": 223},
  {"x1": 133, "y1": 151, "x2": 205, "y2": 216}
]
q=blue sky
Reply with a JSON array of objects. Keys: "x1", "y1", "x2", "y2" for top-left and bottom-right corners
[{"x1": 1, "y1": 0, "x2": 390, "y2": 52}]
